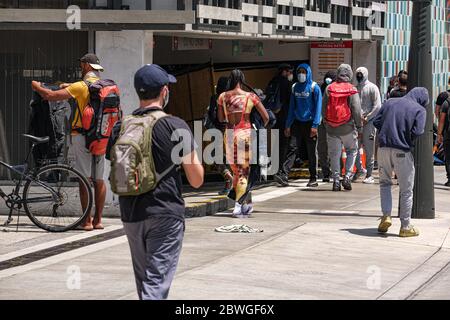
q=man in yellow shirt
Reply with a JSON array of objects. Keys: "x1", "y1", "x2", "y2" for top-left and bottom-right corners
[{"x1": 31, "y1": 53, "x2": 106, "y2": 231}]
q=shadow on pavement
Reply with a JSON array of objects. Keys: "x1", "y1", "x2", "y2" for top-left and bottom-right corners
[
  {"x1": 341, "y1": 228, "x2": 397, "y2": 238},
  {"x1": 255, "y1": 210, "x2": 377, "y2": 218}
]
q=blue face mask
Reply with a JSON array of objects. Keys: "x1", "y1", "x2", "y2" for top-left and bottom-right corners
[
  {"x1": 325, "y1": 78, "x2": 332, "y2": 85},
  {"x1": 298, "y1": 74, "x2": 307, "y2": 83}
]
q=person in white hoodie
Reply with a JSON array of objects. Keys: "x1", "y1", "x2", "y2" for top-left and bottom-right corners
[{"x1": 353, "y1": 67, "x2": 381, "y2": 184}]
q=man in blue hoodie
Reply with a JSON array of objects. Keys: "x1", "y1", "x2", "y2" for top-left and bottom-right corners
[
  {"x1": 373, "y1": 87, "x2": 428, "y2": 238},
  {"x1": 281, "y1": 63, "x2": 322, "y2": 187}
]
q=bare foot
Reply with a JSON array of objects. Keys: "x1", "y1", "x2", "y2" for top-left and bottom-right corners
[
  {"x1": 77, "y1": 223, "x2": 94, "y2": 231},
  {"x1": 93, "y1": 218, "x2": 104, "y2": 229},
  {"x1": 78, "y1": 216, "x2": 93, "y2": 231},
  {"x1": 93, "y1": 223, "x2": 104, "y2": 230}
]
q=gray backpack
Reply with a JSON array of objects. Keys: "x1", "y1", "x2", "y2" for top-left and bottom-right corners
[{"x1": 110, "y1": 110, "x2": 174, "y2": 196}]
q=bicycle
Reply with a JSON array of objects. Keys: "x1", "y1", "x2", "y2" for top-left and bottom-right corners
[{"x1": 0, "y1": 134, "x2": 93, "y2": 232}]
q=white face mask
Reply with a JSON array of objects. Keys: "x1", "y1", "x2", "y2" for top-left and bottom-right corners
[
  {"x1": 287, "y1": 74, "x2": 294, "y2": 82},
  {"x1": 298, "y1": 74, "x2": 307, "y2": 83},
  {"x1": 325, "y1": 78, "x2": 332, "y2": 85}
]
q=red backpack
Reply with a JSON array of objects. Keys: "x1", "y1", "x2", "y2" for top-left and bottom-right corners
[
  {"x1": 325, "y1": 82, "x2": 358, "y2": 128},
  {"x1": 81, "y1": 79, "x2": 122, "y2": 156}
]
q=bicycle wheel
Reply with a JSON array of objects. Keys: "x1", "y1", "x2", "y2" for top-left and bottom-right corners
[{"x1": 23, "y1": 164, "x2": 93, "y2": 232}]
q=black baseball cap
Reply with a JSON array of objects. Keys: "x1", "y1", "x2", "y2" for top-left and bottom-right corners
[
  {"x1": 79, "y1": 53, "x2": 104, "y2": 72},
  {"x1": 134, "y1": 64, "x2": 177, "y2": 93},
  {"x1": 278, "y1": 63, "x2": 293, "y2": 71}
]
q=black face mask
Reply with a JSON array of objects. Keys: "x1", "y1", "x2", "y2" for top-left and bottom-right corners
[{"x1": 356, "y1": 74, "x2": 364, "y2": 82}]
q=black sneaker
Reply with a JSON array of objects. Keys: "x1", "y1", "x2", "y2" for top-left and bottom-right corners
[
  {"x1": 307, "y1": 179, "x2": 319, "y2": 187},
  {"x1": 445, "y1": 181, "x2": 450, "y2": 187},
  {"x1": 332, "y1": 180, "x2": 341, "y2": 191},
  {"x1": 373, "y1": 161, "x2": 378, "y2": 170},
  {"x1": 322, "y1": 176, "x2": 330, "y2": 183},
  {"x1": 342, "y1": 176, "x2": 352, "y2": 191},
  {"x1": 274, "y1": 174, "x2": 289, "y2": 187}
]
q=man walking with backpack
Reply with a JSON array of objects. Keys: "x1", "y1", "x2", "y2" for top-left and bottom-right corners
[
  {"x1": 31, "y1": 53, "x2": 107, "y2": 231},
  {"x1": 278, "y1": 63, "x2": 322, "y2": 187},
  {"x1": 374, "y1": 87, "x2": 427, "y2": 237},
  {"x1": 107, "y1": 64, "x2": 204, "y2": 300},
  {"x1": 322, "y1": 64, "x2": 362, "y2": 191}
]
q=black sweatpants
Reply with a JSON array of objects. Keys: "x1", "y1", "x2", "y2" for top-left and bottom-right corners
[{"x1": 281, "y1": 120, "x2": 318, "y2": 180}]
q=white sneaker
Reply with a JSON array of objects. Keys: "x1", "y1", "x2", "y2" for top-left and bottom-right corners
[
  {"x1": 363, "y1": 176, "x2": 375, "y2": 184},
  {"x1": 232, "y1": 203, "x2": 242, "y2": 216}
]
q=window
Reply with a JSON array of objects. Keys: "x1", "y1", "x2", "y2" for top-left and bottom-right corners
[
  {"x1": 331, "y1": 5, "x2": 350, "y2": 25},
  {"x1": 306, "y1": 0, "x2": 330, "y2": 13}
]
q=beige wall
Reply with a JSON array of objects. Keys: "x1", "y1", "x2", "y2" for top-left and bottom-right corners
[{"x1": 352, "y1": 41, "x2": 378, "y2": 85}]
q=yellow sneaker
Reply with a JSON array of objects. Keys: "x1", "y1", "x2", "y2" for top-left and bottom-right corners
[
  {"x1": 378, "y1": 216, "x2": 392, "y2": 233},
  {"x1": 399, "y1": 225, "x2": 420, "y2": 238}
]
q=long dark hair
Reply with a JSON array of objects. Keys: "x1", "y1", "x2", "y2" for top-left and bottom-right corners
[
  {"x1": 228, "y1": 69, "x2": 260, "y2": 96},
  {"x1": 228, "y1": 69, "x2": 245, "y2": 90}
]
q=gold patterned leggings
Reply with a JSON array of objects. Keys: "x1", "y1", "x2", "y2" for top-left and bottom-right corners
[{"x1": 225, "y1": 128, "x2": 252, "y2": 202}]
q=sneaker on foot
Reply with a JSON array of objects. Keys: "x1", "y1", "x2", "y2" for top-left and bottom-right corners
[
  {"x1": 322, "y1": 176, "x2": 330, "y2": 183},
  {"x1": 399, "y1": 225, "x2": 420, "y2": 238},
  {"x1": 342, "y1": 176, "x2": 352, "y2": 190},
  {"x1": 307, "y1": 179, "x2": 318, "y2": 187},
  {"x1": 352, "y1": 169, "x2": 367, "y2": 182},
  {"x1": 332, "y1": 180, "x2": 341, "y2": 191},
  {"x1": 274, "y1": 174, "x2": 289, "y2": 187},
  {"x1": 373, "y1": 161, "x2": 378, "y2": 170},
  {"x1": 363, "y1": 176, "x2": 375, "y2": 184},
  {"x1": 241, "y1": 203, "x2": 253, "y2": 216},
  {"x1": 232, "y1": 203, "x2": 242, "y2": 216},
  {"x1": 378, "y1": 216, "x2": 392, "y2": 233}
]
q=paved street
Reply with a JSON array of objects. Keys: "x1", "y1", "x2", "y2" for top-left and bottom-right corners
[{"x1": 0, "y1": 167, "x2": 449, "y2": 300}]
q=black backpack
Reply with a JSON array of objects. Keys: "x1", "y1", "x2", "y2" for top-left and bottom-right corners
[
  {"x1": 248, "y1": 86, "x2": 276, "y2": 129},
  {"x1": 203, "y1": 95, "x2": 220, "y2": 130},
  {"x1": 263, "y1": 77, "x2": 282, "y2": 114},
  {"x1": 29, "y1": 84, "x2": 71, "y2": 166}
]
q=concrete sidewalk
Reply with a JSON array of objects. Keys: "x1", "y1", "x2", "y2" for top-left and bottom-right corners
[{"x1": 0, "y1": 167, "x2": 449, "y2": 300}]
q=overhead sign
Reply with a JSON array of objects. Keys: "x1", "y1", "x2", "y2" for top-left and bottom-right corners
[
  {"x1": 232, "y1": 41, "x2": 264, "y2": 57},
  {"x1": 310, "y1": 41, "x2": 353, "y2": 83},
  {"x1": 172, "y1": 37, "x2": 212, "y2": 51}
]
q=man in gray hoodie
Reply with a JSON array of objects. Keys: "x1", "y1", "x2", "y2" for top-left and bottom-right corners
[
  {"x1": 322, "y1": 64, "x2": 362, "y2": 192},
  {"x1": 353, "y1": 67, "x2": 381, "y2": 184}
]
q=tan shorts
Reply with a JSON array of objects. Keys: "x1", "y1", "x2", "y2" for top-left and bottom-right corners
[{"x1": 69, "y1": 134, "x2": 105, "y2": 181}]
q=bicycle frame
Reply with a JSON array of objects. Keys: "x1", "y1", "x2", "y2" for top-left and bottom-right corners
[{"x1": 0, "y1": 148, "x2": 60, "y2": 204}]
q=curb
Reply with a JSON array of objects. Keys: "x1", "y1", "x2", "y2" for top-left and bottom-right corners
[
  {"x1": 185, "y1": 197, "x2": 235, "y2": 218},
  {"x1": 101, "y1": 196, "x2": 236, "y2": 219}
]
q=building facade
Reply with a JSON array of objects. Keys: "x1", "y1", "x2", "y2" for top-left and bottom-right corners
[
  {"x1": 0, "y1": 0, "x2": 390, "y2": 179},
  {"x1": 380, "y1": 0, "x2": 449, "y2": 101}
]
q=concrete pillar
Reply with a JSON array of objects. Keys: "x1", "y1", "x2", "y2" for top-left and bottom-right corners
[
  {"x1": 95, "y1": 30, "x2": 154, "y2": 204},
  {"x1": 352, "y1": 41, "x2": 377, "y2": 84}
]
